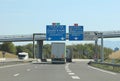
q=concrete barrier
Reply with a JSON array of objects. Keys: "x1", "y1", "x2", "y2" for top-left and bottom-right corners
[
  {"x1": 0, "y1": 58, "x2": 6, "y2": 62},
  {"x1": 72, "y1": 59, "x2": 94, "y2": 62},
  {"x1": 46, "y1": 59, "x2": 93, "y2": 62}
]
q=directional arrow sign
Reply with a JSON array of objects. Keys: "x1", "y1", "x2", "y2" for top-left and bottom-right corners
[
  {"x1": 69, "y1": 26, "x2": 83, "y2": 40},
  {"x1": 61, "y1": 37, "x2": 65, "y2": 40},
  {"x1": 74, "y1": 37, "x2": 78, "y2": 40},
  {"x1": 48, "y1": 37, "x2": 51, "y2": 40},
  {"x1": 46, "y1": 25, "x2": 66, "y2": 41}
]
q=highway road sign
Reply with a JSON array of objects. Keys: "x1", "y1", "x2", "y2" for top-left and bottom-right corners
[
  {"x1": 69, "y1": 26, "x2": 83, "y2": 40},
  {"x1": 46, "y1": 25, "x2": 66, "y2": 41}
]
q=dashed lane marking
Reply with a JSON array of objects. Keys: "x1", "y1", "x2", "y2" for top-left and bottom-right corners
[
  {"x1": 13, "y1": 73, "x2": 20, "y2": 77},
  {"x1": 71, "y1": 76, "x2": 80, "y2": 79},
  {"x1": 68, "y1": 73, "x2": 75, "y2": 75},
  {"x1": 65, "y1": 63, "x2": 80, "y2": 80}
]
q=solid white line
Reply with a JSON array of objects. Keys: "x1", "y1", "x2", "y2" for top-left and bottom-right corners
[
  {"x1": 0, "y1": 63, "x2": 30, "y2": 69},
  {"x1": 13, "y1": 73, "x2": 20, "y2": 77},
  {"x1": 88, "y1": 66, "x2": 117, "y2": 75},
  {"x1": 71, "y1": 76, "x2": 80, "y2": 79},
  {"x1": 68, "y1": 73, "x2": 75, "y2": 75}
]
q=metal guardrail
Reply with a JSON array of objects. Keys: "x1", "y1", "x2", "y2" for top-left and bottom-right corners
[
  {"x1": 90, "y1": 61, "x2": 120, "y2": 67},
  {"x1": 88, "y1": 61, "x2": 120, "y2": 72},
  {"x1": 0, "y1": 58, "x2": 33, "y2": 66}
]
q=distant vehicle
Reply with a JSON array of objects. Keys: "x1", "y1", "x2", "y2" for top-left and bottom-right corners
[
  {"x1": 18, "y1": 52, "x2": 29, "y2": 60},
  {"x1": 51, "y1": 42, "x2": 66, "y2": 64},
  {"x1": 66, "y1": 49, "x2": 72, "y2": 62}
]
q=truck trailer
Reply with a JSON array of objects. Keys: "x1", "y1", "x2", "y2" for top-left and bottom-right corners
[{"x1": 51, "y1": 42, "x2": 66, "y2": 64}]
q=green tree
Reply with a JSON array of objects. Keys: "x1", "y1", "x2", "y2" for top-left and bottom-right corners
[
  {"x1": 16, "y1": 44, "x2": 33, "y2": 58},
  {"x1": 1, "y1": 42, "x2": 16, "y2": 54},
  {"x1": 16, "y1": 46, "x2": 25, "y2": 54},
  {"x1": 66, "y1": 43, "x2": 113, "y2": 59},
  {"x1": 43, "y1": 44, "x2": 51, "y2": 58},
  {"x1": 104, "y1": 48, "x2": 113, "y2": 60},
  {"x1": 24, "y1": 44, "x2": 33, "y2": 58}
]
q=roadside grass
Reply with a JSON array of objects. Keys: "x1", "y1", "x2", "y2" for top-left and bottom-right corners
[
  {"x1": 105, "y1": 59, "x2": 120, "y2": 64},
  {"x1": 0, "y1": 51, "x2": 17, "y2": 58}
]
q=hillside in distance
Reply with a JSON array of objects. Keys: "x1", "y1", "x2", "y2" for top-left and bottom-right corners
[
  {"x1": 109, "y1": 50, "x2": 120, "y2": 59},
  {"x1": 0, "y1": 51, "x2": 17, "y2": 58}
]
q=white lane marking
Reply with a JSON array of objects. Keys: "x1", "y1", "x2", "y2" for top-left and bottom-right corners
[
  {"x1": 88, "y1": 66, "x2": 117, "y2": 75},
  {"x1": 65, "y1": 63, "x2": 70, "y2": 70},
  {"x1": 13, "y1": 73, "x2": 20, "y2": 77},
  {"x1": 0, "y1": 63, "x2": 30, "y2": 69},
  {"x1": 27, "y1": 69, "x2": 31, "y2": 71},
  {"x1": 65, "y1": 63, "x2": 80, "y2": 79},
  {"x1": 68, "y1": 73, "x2": 75, "y2": 75},
  {"x1": 71, "y1": 76, "x2": 80, "y2": 79}
]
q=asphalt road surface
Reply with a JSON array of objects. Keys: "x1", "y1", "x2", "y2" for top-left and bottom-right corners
[{"x1": 0, "y1": 61, "x2": 120, "y2": 81}]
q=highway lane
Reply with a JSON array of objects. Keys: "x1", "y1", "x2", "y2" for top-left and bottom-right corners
[
  {"x1": 0, "y1": 62, "x2": 120, "y2": 81},
  {"x1": 69, "y1": 62, "x2": 120, "y2": 81},
  {"x1": 0, "y1": 63, "x2": 72, "y2": 81}
]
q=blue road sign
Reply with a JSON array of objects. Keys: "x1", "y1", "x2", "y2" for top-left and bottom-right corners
[
  {"x1": 69, "y1": 26, "x2": 83, "y2": 40},
  {"x1": 46, "y1": 25, "x2": 66, "y2": 41}
]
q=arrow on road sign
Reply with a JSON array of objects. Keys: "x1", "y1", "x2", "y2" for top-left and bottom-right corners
[
  {"x1": 48, "y1": 37, "x2": 51, "y2": 40},
  {"x1": 74, "y1": 37, "x2": 78, "y2": 40},
  {"x1": 61, "y1": 37, "x2": 65, "y2": 40}
]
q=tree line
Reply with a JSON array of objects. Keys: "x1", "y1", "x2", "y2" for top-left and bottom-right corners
[
  {"x1": 42, "y1": 43, "x2": 113, "y2": 59},
  {"x1": 0, "y1": 42, "x2": 33, "y2": 58},
  {"x1": 0, "y1": 42, "x2": 113, "y2": 59}
]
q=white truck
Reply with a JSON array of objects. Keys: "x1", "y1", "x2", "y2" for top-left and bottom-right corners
[{"x1": 51, "y1": 42, "x2": 66, "y2": 64}]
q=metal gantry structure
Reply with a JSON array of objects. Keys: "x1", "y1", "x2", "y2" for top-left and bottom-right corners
[
  {"x1": 0, "y1": 31, "x2": 120, "y2": 42},
  {"x1": 0, "y1": 31, "x2": 120, "y2": 62}
]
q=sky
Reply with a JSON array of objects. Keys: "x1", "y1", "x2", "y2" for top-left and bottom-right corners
[
  {"x1": 0, "y1": 0, "x2": 120, "y2": 35},
  {"x1": 0, "y1": 0, "x2": 120, "y2": 48}
]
